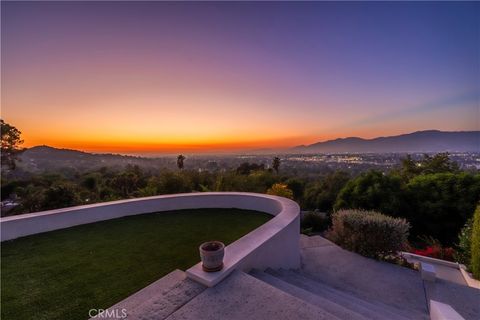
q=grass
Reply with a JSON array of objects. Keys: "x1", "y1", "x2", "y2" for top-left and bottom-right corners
[{"x1": 1, "y1": 208, "x2": 271, "y2": 320}]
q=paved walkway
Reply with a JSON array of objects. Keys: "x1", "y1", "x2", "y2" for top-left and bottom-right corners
[
  {"x1": 300, "y1": 235, "x2": 480, "y2": 320},
  {"x1": 403, "y1": 254, "x2": 466, "y2": 285},
  {"x1": 432, "y1": 264, "x2": 466, "y2": 285}
]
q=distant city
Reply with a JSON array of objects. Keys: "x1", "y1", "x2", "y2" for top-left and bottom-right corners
[
  {"x1": 189, "y1": 153, "x2": 480, "y2": 176},
  {"x1": 234, "y1": 152, "x2": 480, "y2": 171},
  {"x1": 13, "y1": 145, "x2": 480, "y2": 177}
]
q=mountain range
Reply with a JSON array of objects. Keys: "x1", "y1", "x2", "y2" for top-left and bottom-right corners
[
  {"x1": 19, "y1": 130, "x2": 480, "y2": 170},
  {"x1": 18, "y1": 146, "x2": 172, "y2": 173},
  {"x1": 292, "y1": 130, "x2": 479, "y2": 153}
]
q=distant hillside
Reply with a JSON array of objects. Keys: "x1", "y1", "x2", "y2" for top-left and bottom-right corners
[
  {"x1": 18, "y1": 146, "x2": 173, "y2": 173},
  {"x1": 15, "y1": 130, "x2": 480, "y2": 173},
  {"x1": 293, "y1": 130, "x2": 480, "y2": 153}
]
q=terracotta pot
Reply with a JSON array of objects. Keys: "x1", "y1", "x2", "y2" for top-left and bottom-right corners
[{"x1": 199, "y1": 241, "x2": 225, "y2": 272}]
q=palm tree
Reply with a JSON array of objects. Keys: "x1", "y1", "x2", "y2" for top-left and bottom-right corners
[
  {"x1": 177, "y1": 154, "x2": 186, "y2": 170},
  {"x1": 272, "y1": 157, "x2": 280, "y2": 173}
]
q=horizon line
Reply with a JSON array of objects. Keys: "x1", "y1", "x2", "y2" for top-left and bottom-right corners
[{"x1": 22, "y1": 129, "x2": 479, "y2": 157}]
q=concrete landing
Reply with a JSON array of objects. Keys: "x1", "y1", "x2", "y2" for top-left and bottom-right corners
[
  {"x1": 300, "y1": 233, "x2": 335, "y2": 248},
  {"x1": 300, "y1": 235, "x2": 429, "y2": 317},
  {"x1": 166, "y1": 270, "x2": 341, "y2": 320}
]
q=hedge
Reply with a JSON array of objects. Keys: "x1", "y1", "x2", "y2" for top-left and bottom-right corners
[
  {"x1": 471, "y1": 204, "x2": 480, "y2": 279},
  {"x1": 328, "y1": 209, "x2": 410, "y2": 258}
]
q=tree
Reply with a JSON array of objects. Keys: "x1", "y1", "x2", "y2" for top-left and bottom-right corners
[
  {"x1": 177, "y1": 154, "x2": 186, "y2": 170},
  {"x1": 41, "y1": 183, "x2": 80, "y2": 210},
  {"x1": 109, "y1": 171, "x2": 140, "y2": 198},
  {"x1": 15, "y1": 184, "x2": 45, "y2": 213},
  {"x1": 471, "y1": 204, "x2": 480, "y2": 279},
  {"x1": 455, "y1": 218, "x2": 473, "y2": 266},
  {"x1": 285, "y1": 178, "x2": 306, "y2": 201},
  {"x1": 406, "y1": 172, "x2": 480, "y2": 244},
  {"x1": 398, "y1": 153, "x2": 459, "y2": 180},
  {"x1": 156, "y1": 171, "x2": 192, "y2": 194},
  {"x1": 236, "y1": 162, "x2": 265, "y2": 175},
  {"x1": 267, "y1": 183, "x2": 294, "y2": 199},
  {"x1": 304, "y1": 171, "x2": 350, "y2": 212},
  {"x1": 334, "y1": 170, "x2": 406, "y2": 217},
  {"x1": 82, "y1": 175, "x2": 99, "y2": 191},
  {"x1": 272, "y1": 157, "x2": 280, "y2": 173},
  {"x1": 399, "y1": 155, "x2": 419, "y2": 180},
  {"x1": 1, "y1": 119, "x2": 24, "y2": 170},
  {"x1": 420, "y1": 153, "x2": 459, "y2": 174}
]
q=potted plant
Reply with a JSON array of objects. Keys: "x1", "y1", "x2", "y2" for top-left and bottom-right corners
[{"x1": 199, "y1": 241, "x2": 225, "y2": 272}]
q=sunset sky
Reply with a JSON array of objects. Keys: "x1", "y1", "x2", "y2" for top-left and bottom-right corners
[{"x1": 2, "y1": 2, "x2": 479, "y2": 154}]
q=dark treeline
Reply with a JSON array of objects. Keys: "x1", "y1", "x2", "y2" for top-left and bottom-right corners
[{"x1": 2, "y1": 153, "x2": 479, "y2": 245}]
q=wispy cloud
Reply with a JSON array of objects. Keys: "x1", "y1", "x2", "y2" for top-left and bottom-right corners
[{"x1": 349, "y1": 91, "x2": 479, "y2": 128}]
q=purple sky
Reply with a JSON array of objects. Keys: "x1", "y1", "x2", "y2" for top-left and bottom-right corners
[{"x1": 2, "y1": 1, "x2": 479, "y2": 153}]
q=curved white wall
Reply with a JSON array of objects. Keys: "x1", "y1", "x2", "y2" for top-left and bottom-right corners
[{"x1": 0, "y1": 192, "x2": 301, "y2": 286}]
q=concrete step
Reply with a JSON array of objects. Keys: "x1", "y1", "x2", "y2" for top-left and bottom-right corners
[
  {"x1": 266, "y1": 268, "x2": 418, "y2": 320},
  {"x1": 424, "y1": 278, "x2": 480, "y2": 320},
  {"x1": 300, "y1": 242, "x2": 428, "y2": 316},
  {"x1": 166, "y1": 270, "x2": 343, "y2": 320},
  {"x1": 249, "y1": 269, "x2": 369, "y2": 320},
  {"x1": 93, "y1": 269, "x2": 206, "y2": 320},
  {"x1": 291, "y1": 268, "x2": 429, "y2": 320}
]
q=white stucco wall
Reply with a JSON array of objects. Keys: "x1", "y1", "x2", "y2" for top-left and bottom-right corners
[
  {"x1": 185, "y1": 193, "x2": 301, "y2": 286},
  {"x1": 0, "y1": 193, "x2": 301, "y2": 286},
  {"x1": 430, "y1": 300, "x2": 465, "y2": 320}
]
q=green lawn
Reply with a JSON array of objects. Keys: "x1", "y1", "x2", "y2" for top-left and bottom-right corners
[{"x1": 1, "y1": 209, "x2": 271, "y2": 320}]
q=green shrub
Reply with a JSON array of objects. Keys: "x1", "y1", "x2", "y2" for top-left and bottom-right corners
[
  {"x1": 301, "y1": 211, "x2": 329, "y2": 234},
  {"x1": 328, "y1": 209, "x2": 410, "y2": 258},
  {"x1": 267, "y1": 183, "x2": 294, "y2": 199},
  {"x1": 455, "y1": 219, "x2": 473, "y2": 266},
  {"x1": 471, "y1": 205, "x2": 480, "y2": 279}
]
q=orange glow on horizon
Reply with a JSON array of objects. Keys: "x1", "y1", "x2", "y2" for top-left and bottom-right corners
[
  {"x1": 17, "y1": 129, "x2": 318, "y2": 154},
  {"x1": 13, "y1": 121, "x2": 449, "y2": 155}
]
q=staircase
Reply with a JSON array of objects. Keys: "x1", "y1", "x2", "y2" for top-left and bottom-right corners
[
  {"x1": 92, "y1": 270, "x2": 206, "y2": 319},
  {"x1": 97, "y1": 234, "x2": 447, "y2": 320},
  {"x1": 250, "y1": 268, "x2": 427, "y2": 320},
  {"x1": 166, "y1": 270, "x2": 343, "y2": 320},
  {"x1": 159, "y1": 268, "x2": 428, "y2": 320}
]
